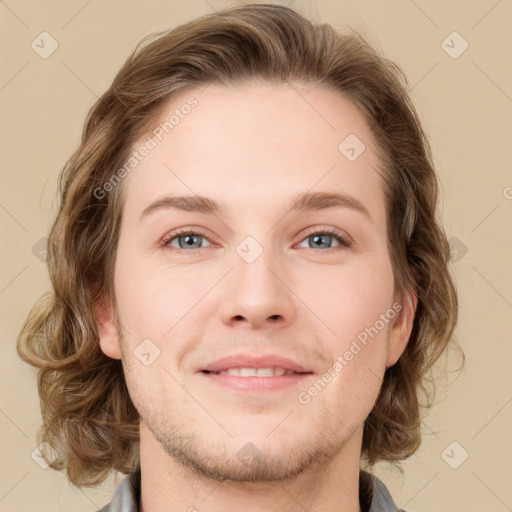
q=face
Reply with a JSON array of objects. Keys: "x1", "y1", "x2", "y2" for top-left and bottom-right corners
[{"x1": 97, "y1": 81, "x2": 415, "y2": 483}]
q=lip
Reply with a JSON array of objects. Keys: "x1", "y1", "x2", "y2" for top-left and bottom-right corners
[
  {"x1": 198, "y1": 371, "x2": 313, "y2": 391},
  {"x1": 199, "y1": 354, "x2": 312, "y2": 374},
  {"x1": 197, "y1": 354, "x2": 314, "y2": 393}
]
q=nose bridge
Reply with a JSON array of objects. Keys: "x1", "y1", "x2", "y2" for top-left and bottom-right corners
[{"x1": 219, "y1": 234, "x2": 295, "y2": 327}]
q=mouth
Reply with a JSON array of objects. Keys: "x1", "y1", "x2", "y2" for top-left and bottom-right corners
[
  {"x1": 198, "y1": 354, "x2": 314, "y2": 391},
  {"x1": 199, "y1": 367, "x2": 314, "y2": 391},
  {"x1": 201, "y1": 367, "x2": 307, "y2": 377}
]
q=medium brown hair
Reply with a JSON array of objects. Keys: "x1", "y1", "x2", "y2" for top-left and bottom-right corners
[{"x1": 17, "y1": 2, "x2": 461, "y2": 488}]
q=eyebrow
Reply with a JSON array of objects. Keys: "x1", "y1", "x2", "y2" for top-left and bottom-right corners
[{"x1": 139, "y1": 191, "x2": 371, "y2": 222}]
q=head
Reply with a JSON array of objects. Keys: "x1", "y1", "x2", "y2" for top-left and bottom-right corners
[{"x1": 18, "y1": 3, "x2": 460, "y2": 488}]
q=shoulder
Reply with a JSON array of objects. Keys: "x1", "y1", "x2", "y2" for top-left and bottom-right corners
[
  {"x1": 360, "y1": 470, "x2": 407, "y2": 512},
  {"x1": 96, "y1": 467, "x2": 141, "y2": 512}
]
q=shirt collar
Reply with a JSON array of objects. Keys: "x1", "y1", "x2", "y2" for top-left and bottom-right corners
[{"x1": 100, "y1": 466, "x2": 405, "y2": 512}]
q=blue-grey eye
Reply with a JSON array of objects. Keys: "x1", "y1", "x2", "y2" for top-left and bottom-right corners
[
  {"x1": 177, "y1": 234, "x2": 204, "y2": 249},
  {"x1": 297, "y1": 232, "x2": 346, "y2": 250},
  {"x1": 164, "y1": 231, "x2": 212, "y2": 250}
]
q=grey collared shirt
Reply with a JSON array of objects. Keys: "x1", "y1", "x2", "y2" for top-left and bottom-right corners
[{"x1": 99, "y1": 467, "x2": 406, "y2": 512}]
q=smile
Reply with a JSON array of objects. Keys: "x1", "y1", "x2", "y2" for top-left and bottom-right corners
[
  {"x1": 199, "y1": 369, "x2": 313, "y2": 392},
  {"x1": 202, "y1": 367, "x2": 299, "y2": 377}
]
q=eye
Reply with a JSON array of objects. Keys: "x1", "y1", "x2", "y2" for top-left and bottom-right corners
[
  {"x1": 161, "y1": 226, "x2": 352, "y2": 255},
  {"x1": 162, "y1": 228, "x2": 213, "y2": 254},
  {"x1": 297, "y1": 227, "x2": 352, "y2": 251}
]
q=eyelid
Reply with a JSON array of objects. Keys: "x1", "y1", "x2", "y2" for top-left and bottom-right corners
[
  {"x1": 160, "y1": 227, "x2": 217, "y2": 250},
  {"x1": 161, "y1": 225, "x2": 352, "y2": 254},
  {"x1": 297, "y1": 225, "x2": 353, "y2": 249}
]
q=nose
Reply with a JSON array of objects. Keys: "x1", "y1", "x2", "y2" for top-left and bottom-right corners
[{"x1": 218, "y1": 245, "x2": 296, "y2": 330}]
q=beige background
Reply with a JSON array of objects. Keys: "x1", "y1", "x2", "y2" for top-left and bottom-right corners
[{"x1": 1, "y1": 1, "x2": 511, "y2": 511}]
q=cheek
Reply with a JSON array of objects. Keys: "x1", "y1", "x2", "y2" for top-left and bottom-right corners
[
  {"x1": 305, "y1": 258, "x2": 394, "y2": 394},
  {"x1": 304, "y1": 265, "x2": 393, "y2": 415},
  {"x1": 306, "y1": 257, "x2": 394, "y2": 340},
  {"x1": 113, "y1": 251, "x2": 203, "y2": 337}
]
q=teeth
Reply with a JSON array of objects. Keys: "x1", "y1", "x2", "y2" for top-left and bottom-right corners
[
  {"x1": 256, "y1": 367, "x2": 274, "y2": 376},
  {"x1": 216, "y1": 367, "x2": 295, "y2": 377}
]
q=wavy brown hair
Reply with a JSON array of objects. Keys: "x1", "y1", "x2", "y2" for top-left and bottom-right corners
[{"x1": 17, "y1": 2, "x2": 462, "y2": 488}]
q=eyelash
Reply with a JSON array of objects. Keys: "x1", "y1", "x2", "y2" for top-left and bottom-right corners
[{"x1": 161, "y1": 226, "x2": 352, "y2": 255}]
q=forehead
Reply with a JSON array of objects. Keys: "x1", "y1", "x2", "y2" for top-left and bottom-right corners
[{"x1": 121, "y1": 81, "x2": 386, "y2": 224}]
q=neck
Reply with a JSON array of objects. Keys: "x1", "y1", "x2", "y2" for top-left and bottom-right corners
[{"x1": 138, "y1": 423, "x2": 364, "y2": 512}]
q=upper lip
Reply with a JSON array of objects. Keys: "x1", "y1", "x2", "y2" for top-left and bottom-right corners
[{"x1": 200, "y1": 354, "x2": 313, "y2": 373}]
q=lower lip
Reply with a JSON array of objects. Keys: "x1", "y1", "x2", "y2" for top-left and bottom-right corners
[{"x1": 198, "y1": 371, "x2": 313, "y2": 391}]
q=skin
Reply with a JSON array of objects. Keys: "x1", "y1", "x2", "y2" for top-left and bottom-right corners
[{"x1": 96, "y1": 81, "x2": 417, "y2": 512}]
